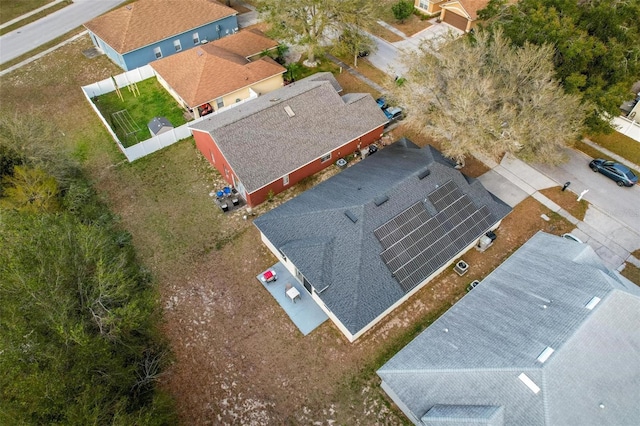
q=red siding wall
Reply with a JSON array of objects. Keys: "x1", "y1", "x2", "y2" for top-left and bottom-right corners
[
  {"x1": 192, "y1": 129, "x2": 236, "y2": 186},
  {"x1": 245, "y1": 125, "x2": 385, "y2": 207}
]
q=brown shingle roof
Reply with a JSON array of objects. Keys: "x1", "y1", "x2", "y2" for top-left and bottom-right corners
[
  {"x1": 150, "y1": 43, "x2": 285, "y2": 107},
  {"x1": 442, "y1": 0, "x2": 490, "y2": 19},
  {"x1": 209, "y1": 28, "x2": 279, "y2": 58},
  {"x1": 84, "y1": 0, "x2": 237, "y2": 54}
]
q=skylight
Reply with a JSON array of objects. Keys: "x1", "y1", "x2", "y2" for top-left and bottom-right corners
[
  {"x1": 585, "y1": 296, "x2": 601, "y2": 310},
  {"x1": 518, "y1": 373, "x2": 540, "y2": 394},
  {"x1": 536, "y1": 347, "x2": 555, "y2": 363}
]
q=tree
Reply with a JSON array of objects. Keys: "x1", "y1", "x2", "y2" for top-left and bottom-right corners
[
  {"x1": 392, "y1": 0, "x2": 414, "y2": 24},
  {"x1": 0, "y1": 165, "x2": 60, "y2": 212},
  {"x1": 333, "y1": 27, "x2": 377, "y2": 67},
  {"x1": 258, "y1": 0, "x2": 378, "y2": 66},
  {"x1": 479, "y1": 0, "x2": 640, "y2": 133},
  {"x1": 394, "y1": 29, "x2": 586, "y2": 164}
]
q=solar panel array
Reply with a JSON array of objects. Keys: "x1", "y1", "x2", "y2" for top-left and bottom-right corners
[{"x1": 374, "y1": 180, "x2": 495, "y2": 293}]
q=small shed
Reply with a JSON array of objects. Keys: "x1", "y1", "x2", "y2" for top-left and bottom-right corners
[{"x1": 148, "y1": 116, "x2": 173, "y2": 137}]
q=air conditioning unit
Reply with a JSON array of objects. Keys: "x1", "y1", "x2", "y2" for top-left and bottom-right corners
[
  {"x1": 476, "y1": 235, "x2": 493, "y2": 252},
  {"x1": 201, "y1": 39, "x2": 208, "y2": 44},
  {"x1": 454, "y1": 260, "x2": 469, "y2": 276}
]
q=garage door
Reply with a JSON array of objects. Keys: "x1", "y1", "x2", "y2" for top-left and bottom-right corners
[{"x1": 443, "y1": 10, "x2": 468, "y2": 31}]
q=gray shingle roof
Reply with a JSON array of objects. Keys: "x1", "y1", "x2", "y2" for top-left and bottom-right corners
[
  {"x1": 189, "y1": 72, "x2": 387, "y2": 193},
  {"x1": 254, "y1": 139, "x2": 511, "y2": 337},
  {"x1": 377, "y1": 231, "x2": 640, "y2": 426}
]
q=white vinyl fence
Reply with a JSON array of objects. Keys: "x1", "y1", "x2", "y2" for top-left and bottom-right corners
[
  {"x1": 612, "y1": 116, "x2": 640, "y2": 144},
  {"x1": 81, "y1": 65, "x2": 257, "y2": 162}
]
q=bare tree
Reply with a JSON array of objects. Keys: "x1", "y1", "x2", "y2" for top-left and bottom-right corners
[{"x1": 394, "y1": 29, "x2": 586, "y2": 164}]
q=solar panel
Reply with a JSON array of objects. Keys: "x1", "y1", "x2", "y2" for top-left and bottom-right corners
[{"x1": 376, "y1": 181, "x2": 497, "y2": 294}]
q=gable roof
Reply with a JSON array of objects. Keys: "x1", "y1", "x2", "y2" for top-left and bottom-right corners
[
  {"x1": 441, "y1": 0, "x2": 490, "y2": 19},
  {"x1": 150, "y1": 39, "x2": 286, "y2": 108},
  {"x1": 254, "y1": 139, "x2": 511, "y2": 338},
  {"x1": 84, "y1": 0, "x2": 237, "y2": 54},
  {"x1": 189, "y1": 72, "x2": 388, "y2": 193},
  {"x1": 378, "y1": 231, "x2": 640, "y2": 425},
  {"x1": 209, "y1": 28, "x2": 280, "y2": 58}
]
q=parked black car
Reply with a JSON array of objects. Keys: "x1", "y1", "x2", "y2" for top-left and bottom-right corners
[{"x1": 589, "y1": 159, "x2": 638, "y2": 187}]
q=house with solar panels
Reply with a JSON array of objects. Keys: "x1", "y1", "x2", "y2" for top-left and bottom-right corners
[
  {"x1": 377, "y1": 231, "x2": 640, "y2": 425},
  {"x1": 253, "y1": 138, "x2": 511, "y2": 342}
]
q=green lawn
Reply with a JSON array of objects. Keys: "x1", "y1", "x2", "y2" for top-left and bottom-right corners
[
  {"x1": 92, "y1": 77, "x2": 187, "y2": 148},
  {"x1": 587, "y1": 131, "x2": 640, "y2": 166},
  {"x1": 0, "y1": 0, "x2": 54, "y2": 23}
]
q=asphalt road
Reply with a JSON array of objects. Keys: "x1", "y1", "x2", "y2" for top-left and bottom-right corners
[
  {"x1": 0, "y1": 0, "x2": 127, "y2": 64},
  {"x1": 532, "y1": 148, "x2": 640, "y2": 235}
]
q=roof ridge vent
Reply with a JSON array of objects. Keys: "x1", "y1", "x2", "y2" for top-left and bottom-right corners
[
  {"x1": 585, "y1": 296, "x2": 601, "y2": 310},
  {"x1": 374, "y1": 195, "x2": 389, "y2": 206},
  {"x1": 284, "y1": 105, "x2": 295, "y2": 117},
  {"x1": 344, "y1": 210, "x2": 358, "y2": 223},
  {"x1": 536, "y1": 346, "x2": 555, "y2": 363},
  {"x1": 418, "y1": 168, "x2": 430, "y2": 179}
]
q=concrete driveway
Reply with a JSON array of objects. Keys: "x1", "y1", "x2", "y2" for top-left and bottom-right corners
[
  {"x1": 366, "y1": 21, "x2": 462, "y2": 79},
  {"x1": 0, "y1": 0, "x2": 127, "y2": 64},
  {"x1": 531, "y1": 148, "x2": 640, "y2": 235}
]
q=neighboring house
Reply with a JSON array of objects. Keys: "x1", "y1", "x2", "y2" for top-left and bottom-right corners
[
  {"x1": 253, "y1": 138, "x2": 511, "y2": 342},
  {"x1": 439, "y1": 0, "x2": 489, "y2": 32},
  {"x1": 84, "y1": 0, "x2": 238, "y2": 71},
  {"x1": 150, "y1": 29, "x2": 286, "y2": 118},
  {"x1": 188, "y1": 72, "x2": 388, "y2": 206},
  {"x1": 378, "y1": 231, "x2": 640, "y2": 425},
  {"x1": 415, "y1": 0, "x2": 447, "y2": 15}
]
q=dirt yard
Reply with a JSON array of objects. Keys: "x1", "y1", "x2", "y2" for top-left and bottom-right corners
[{"x1": 0, "y1": 36, "x2": 577, "y2": 425}]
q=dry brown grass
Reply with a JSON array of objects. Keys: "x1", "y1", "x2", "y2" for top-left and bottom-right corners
[
  {"x1": 369, "y1": 22, "x2": 404, "y2": 43},
  {"x1": 387, "y1": 123, "x2": 491, "y2": 178},
  {"x1": 391, "y1": 14, "x2": 432, "y2": 37},
  {"x1": 621, "y1": 263, "x2": 640, "y2": 287},
  {"x1": 539, "y1": 186, "x2": 589, "y2": 221}
]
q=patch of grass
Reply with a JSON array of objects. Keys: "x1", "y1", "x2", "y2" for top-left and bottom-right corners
[
  {"x1": 574, "y1": 140, "x2": 640, "y2": 176},
  {"x1": 587, "y1": 132, "x2": 640, "y2": 167},
  {"x1": 0, "y1": 0, "x2": 53, "y2": 24},
  {"x1": 387, "y1": 123, "x2": 491, "y2": 178},
  {"x1": 540, "y1": 186, "x2": 589, "y2": 221},
  {"x1": 0, "y1": 0, "x2": 71, "y2": 36},
  {"x1": 621, "y1": 262, "x2": 640, "y2": 287},
  {"x1": 92, "y1": 77, "x2": 187, "y2": 148},
  {"x1": 632, "y1": 249, "x2": 640, "y2": 258},
  {"x1": 369, "y1": 22, "x2": 404, "y2": 43}
]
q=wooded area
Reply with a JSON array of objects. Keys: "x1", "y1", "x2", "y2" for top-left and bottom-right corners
[{"x1": 0, "y1": 113, "x2": 175, "y2": 424}]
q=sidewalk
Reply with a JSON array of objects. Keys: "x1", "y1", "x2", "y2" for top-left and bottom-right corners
[{"x1": 325, "y1": 54, "x2": 387, "y2": 94}]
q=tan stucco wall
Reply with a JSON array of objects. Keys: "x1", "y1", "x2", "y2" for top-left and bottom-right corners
[
  {"x1": 415, "y1": 0, "x2": 446, "y2": 14},
  {"x1": 216, "y1": 73, "x2": 284, "y2": 111}
]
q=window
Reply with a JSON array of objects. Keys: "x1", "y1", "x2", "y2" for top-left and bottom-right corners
[
  {"x1": 173, "y1": 40, "x2": 182, "y2": 52},
  {"x1": 320, "y1": 153, "x2": 331, "y2": 163},
  {"x1": 283, "y1": 174, "x2": 289, "y2": 186},
  {"x1": 216, "y1": 97, "x2": 224, "y2": 109},
  {"x1": 193, "y1": 32, "x2": 200, "y2": 45},
  {"x1": 419, "y1": 0, "x2": 430, "y2": 10},
  {"x1": 153, "y1": 47, "x2": 162, "y2": 59}
]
